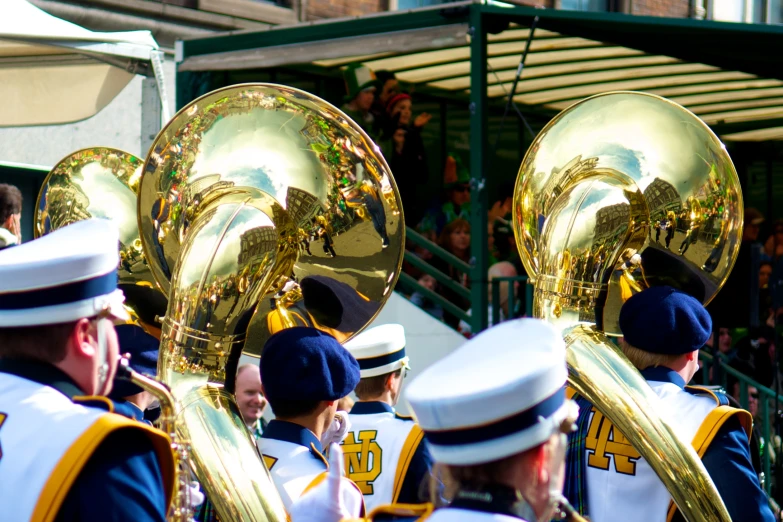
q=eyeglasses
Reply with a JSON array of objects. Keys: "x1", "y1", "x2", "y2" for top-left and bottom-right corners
[
  {"x1": 750, "y1": 392, "x2": 760, "y2": 399},
  {"x1": 453, "y1": 185, "x2": 470, "y2": 193}
]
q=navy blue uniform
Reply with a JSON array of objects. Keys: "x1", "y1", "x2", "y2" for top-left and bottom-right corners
[{"x1": 0, "y1": 360, "x2": 170, "y2": 522}]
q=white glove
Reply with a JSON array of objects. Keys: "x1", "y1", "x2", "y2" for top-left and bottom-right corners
[
  {"x1": 188, "y1": 480, "x2": 205, "y2": 507},
  {"x1": 320, "y1": 410, "x2": 351, "y2": 448},
  {"x1": 288, "y1": 443, "x2": 363, "y2": 522}
]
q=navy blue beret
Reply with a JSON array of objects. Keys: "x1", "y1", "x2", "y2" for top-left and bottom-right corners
[
  {"x1": 260, "y1": 327, "x2": 360, "y2": 403},
  {"x1": 619, "y1": 286, "x2": 711, "y2": 355},
  {"x1": 110, "y1": 324, "x2": 160, "y2": 399}
]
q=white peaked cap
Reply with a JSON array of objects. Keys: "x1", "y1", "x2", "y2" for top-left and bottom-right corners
[
  {"x1": 344, "y1": 323, "x2": 408, "y2": 378},
  {"x1": 405, "y1": 318, "x2": 569, "y2": 466},
  {"x1": 0, "y1": 219, "x2": 128, "y2": 327}
]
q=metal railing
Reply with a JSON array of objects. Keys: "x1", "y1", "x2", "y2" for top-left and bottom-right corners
[
  {"x1": 400, "y1": 227, "x2": 533, "y2": 327},
  {"x1": 699, "y1": 350, "x2": 783, "y2": 495},
  {"x1": 400, "y1": 226, "x2": 473, "y2": 323}
]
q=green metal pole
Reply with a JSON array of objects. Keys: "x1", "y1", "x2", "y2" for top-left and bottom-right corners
[{"x1": 469, "y1": 5, "x2": 489, "y2": 335}]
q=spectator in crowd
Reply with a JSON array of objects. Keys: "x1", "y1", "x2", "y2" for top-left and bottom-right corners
[
  {"x1": 409, "y1": 274, "x2": 444, "y2": 321},
  {"x1": 458, "y1": 261, "x2": 519, "y2": 337},
  {"x1": 0, "y1": 183, "x2": 22, "y2": 250},
  {"x1": 764, "y1": 219, "x2": 783, "y2": 261},
  {"x1": 370, "y1": 70, "x2": 399, "y2": 136},
  {"x1": 717, "y1": 327, "x2": 735, "y2": 359},
  {"x1": 707, "y1": 207, "x2": 765, "y2": 330},
  {"x1": 341, "y1": 63, "x2": 376, "y2": 135},
  {"x1": 733, "y1": 325, "x2": 778, "y2": 389},
  {"x1": 235, "y1": 363, "x2": 268, "y2": 439},
  {"x1": 418, "y1": 152, "x2": 471, "y2": 236},
  {"x1": 760, "y1": 261, "x2": 774, "y2": 325},
  {"x1": 430, "y1": 218, "x2": 471, "y2": 329},
  {"x1": 381, "y1": 92, "x2": 431, "y2": 226}
]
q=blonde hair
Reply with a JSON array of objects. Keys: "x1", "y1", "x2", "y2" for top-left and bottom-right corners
[{"x1": 619, "y1": 338, "x2": 683, "y2": 370}]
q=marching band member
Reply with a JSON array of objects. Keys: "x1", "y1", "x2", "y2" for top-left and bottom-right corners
[
  {"x1": 109, "y1": 324, "x2": 161, "y2": 424},
  {"x1": 565, "y1": 286, "x2": 774, "y2": 522},
  {"x1": 257, "y1": 327, "x2": 365, "y2": 513},
  {"x1": 0, "y1": 219, "x2": 175, "y2": 522},
  {"x1": 291, "y1": 319, "x2": 579, "y2": 522},
  {"x1": 342, "y1": 324, "x2": 433, "y2": 510}
]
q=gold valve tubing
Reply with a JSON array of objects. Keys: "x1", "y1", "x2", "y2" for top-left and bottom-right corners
[
  {"x1": 564, "y1": 325, "x2": 730, "y2": 522},
  {"x1": 158, "y1": 318, "x2": 287, "y2": 522},
  {"x1": 117, "y1": 357, "x2": 193, "y2": 521}
]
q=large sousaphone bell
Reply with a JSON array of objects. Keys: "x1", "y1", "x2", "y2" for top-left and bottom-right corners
[
  {"x1": 513, "y1": 92, "x2": 742, "y2": 522},
  {"x1": 34, "y1": 147, "x2": 168, "y2": 330},
  {"x1": 137, "y1": 84, "x2": 404, "y2": 521}
]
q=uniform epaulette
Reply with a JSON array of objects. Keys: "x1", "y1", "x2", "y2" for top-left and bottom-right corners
[
  {"x1": 394, "y1": 412, "x2": 414, "y2": 421},
  {"x1": 72, "y1": 395, "x2": 116, "y2": 412},
  {"x1": 684, "y1": 385, "x2": 730, "y2": 406}
]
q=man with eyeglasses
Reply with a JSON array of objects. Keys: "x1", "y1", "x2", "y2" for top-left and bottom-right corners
[{"x1": 341, "y1": 324, "x2": 433, "y2": 511}]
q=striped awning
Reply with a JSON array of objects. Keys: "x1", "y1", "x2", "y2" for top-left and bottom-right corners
[
  {"x1": 311, "y1": 25, "x2": 783, "y2": 141},
  {"x1": 178, "y1": 4, "x2": 783, "y2": 141}
]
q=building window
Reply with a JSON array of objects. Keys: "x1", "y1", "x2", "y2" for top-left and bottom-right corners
[
  {"x1": 559, "y1": 0, "x2": 609, "y2": 11},
  {"x1": 709, "y1": 0, "x2": 779, "y2": 23},
  {"x1": 394, "y1": 0, "x2": 458, "y2": 9}
]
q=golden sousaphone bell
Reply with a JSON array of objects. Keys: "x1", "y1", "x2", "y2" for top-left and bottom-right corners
[
  {"x1": 34, "y1": 147, "x2": 168, "y2": 333},
  {"x1": 136, "y1": 83, "x2": 405, "y2": 521},
  {"x1": 513, "y1": 91, "x2": 742, "y2": 522}
]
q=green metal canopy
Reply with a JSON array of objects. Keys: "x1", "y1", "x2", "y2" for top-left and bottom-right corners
[
  {"x1": 176, "y1": 1, "x2": 783, "y2": 334},
  {"x1": 178, "y1": 1, "x2": 783, "y2": 141}
]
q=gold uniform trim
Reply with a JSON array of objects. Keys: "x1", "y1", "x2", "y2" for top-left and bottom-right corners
[
  {"x1": 665, "y1": 405, "x2": 752, "y2": 522},
  {"x1": 339, "y1": 502, "x2": 435, "y2": 522},
  {"x1": 30, "y1": 412, "x2": 176, "y2": 522},
  {"x1": 392, "y1": 424, "x2": 425, "y2": 504},
  {"x1": 301, "y1": 471, "x2": 367, "y2": 516}
]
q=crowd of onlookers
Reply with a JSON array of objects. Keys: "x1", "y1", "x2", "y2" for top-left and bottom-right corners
[{"x1": 336, "y1": 63, "x2": 526, "y2": 336}]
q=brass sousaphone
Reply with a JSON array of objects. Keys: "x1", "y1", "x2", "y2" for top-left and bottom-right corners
[
  {"x1": 136, "y1": 84, "x2": 404, "y2": 521},
  {"x1": 513, "y1": 92, "x2": 742, "y2": 522}
]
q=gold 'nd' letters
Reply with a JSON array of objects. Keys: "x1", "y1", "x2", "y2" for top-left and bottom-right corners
[
  {"x1": 586, "y1": 408, "x2": 641, "y2": 475},
  {"x1": 341, "y1": 430, "x2": 383, "y2": 495}
]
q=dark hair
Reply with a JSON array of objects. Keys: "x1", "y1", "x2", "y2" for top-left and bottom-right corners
[
  {"x1": 375, "y1": 70, "x2": 396, "y2": 85},
  {"x1": 0, "y1": 184, "x2": 22, "y2": 223},
  {"x1": 267, "y1": 398, "x2": 322, "y2": 419},
  {"x1": 354, "y1": 369, "x2": 401, "y2": 400},
  {"x1": 0, "y1": 321, "x2": 78, "y2": 362}
]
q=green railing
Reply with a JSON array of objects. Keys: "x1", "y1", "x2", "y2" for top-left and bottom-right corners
[
  {"x1": 489, "y1": 276, "x2": 533, "y2": 325},
  {"x1": 699, "y1": 350, "x2": 782, "y2": 495},
  {"x1": 400, "y1": 227, "x2": 533, "y2": 326},
  {"x1": 400, "y1": 226, "x2": 473, "y2": 323}
]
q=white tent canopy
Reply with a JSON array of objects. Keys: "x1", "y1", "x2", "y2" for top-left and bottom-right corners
[{"x1": 0, "y1": 0, "x2": 168, "y2": 126}]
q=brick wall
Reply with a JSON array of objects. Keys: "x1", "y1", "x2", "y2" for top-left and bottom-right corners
[
  {"x1": 306, "y1": 0, "x2": 388, "y2": 20},
  {"x1": 630, "y1": 0, "x2": 690, "y2": 17}
]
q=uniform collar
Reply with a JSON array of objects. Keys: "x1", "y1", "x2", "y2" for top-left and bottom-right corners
[
  {"x1": 350, "y1": 401, "x2": 394, "y2": 415},
  {"x1": 0, "y1": 359, "x2": 83, "y2": 399},
  {"x1": 449, "y1": 483, "x2": 527, "y2": 519},
  {"x1": 261, "y1": 420, "x2": 324, "y2": 454},
  {"x1": 640, "y1": 366, "x2": 686, "y2": 389},
  {"x1": 249, "y1": 419, "x2": 265, "y2": 439}
]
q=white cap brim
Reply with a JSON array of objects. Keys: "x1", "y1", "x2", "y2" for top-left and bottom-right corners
[
  {"x1": 0, "y1": 289, "x2": 129, "y2": 327},
  {"x1": 425, "y1": 401, "x2": 574, "y2": 466},
  {"x1": 360, "y1": 356, "x2": 410, "y2": 379}
]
